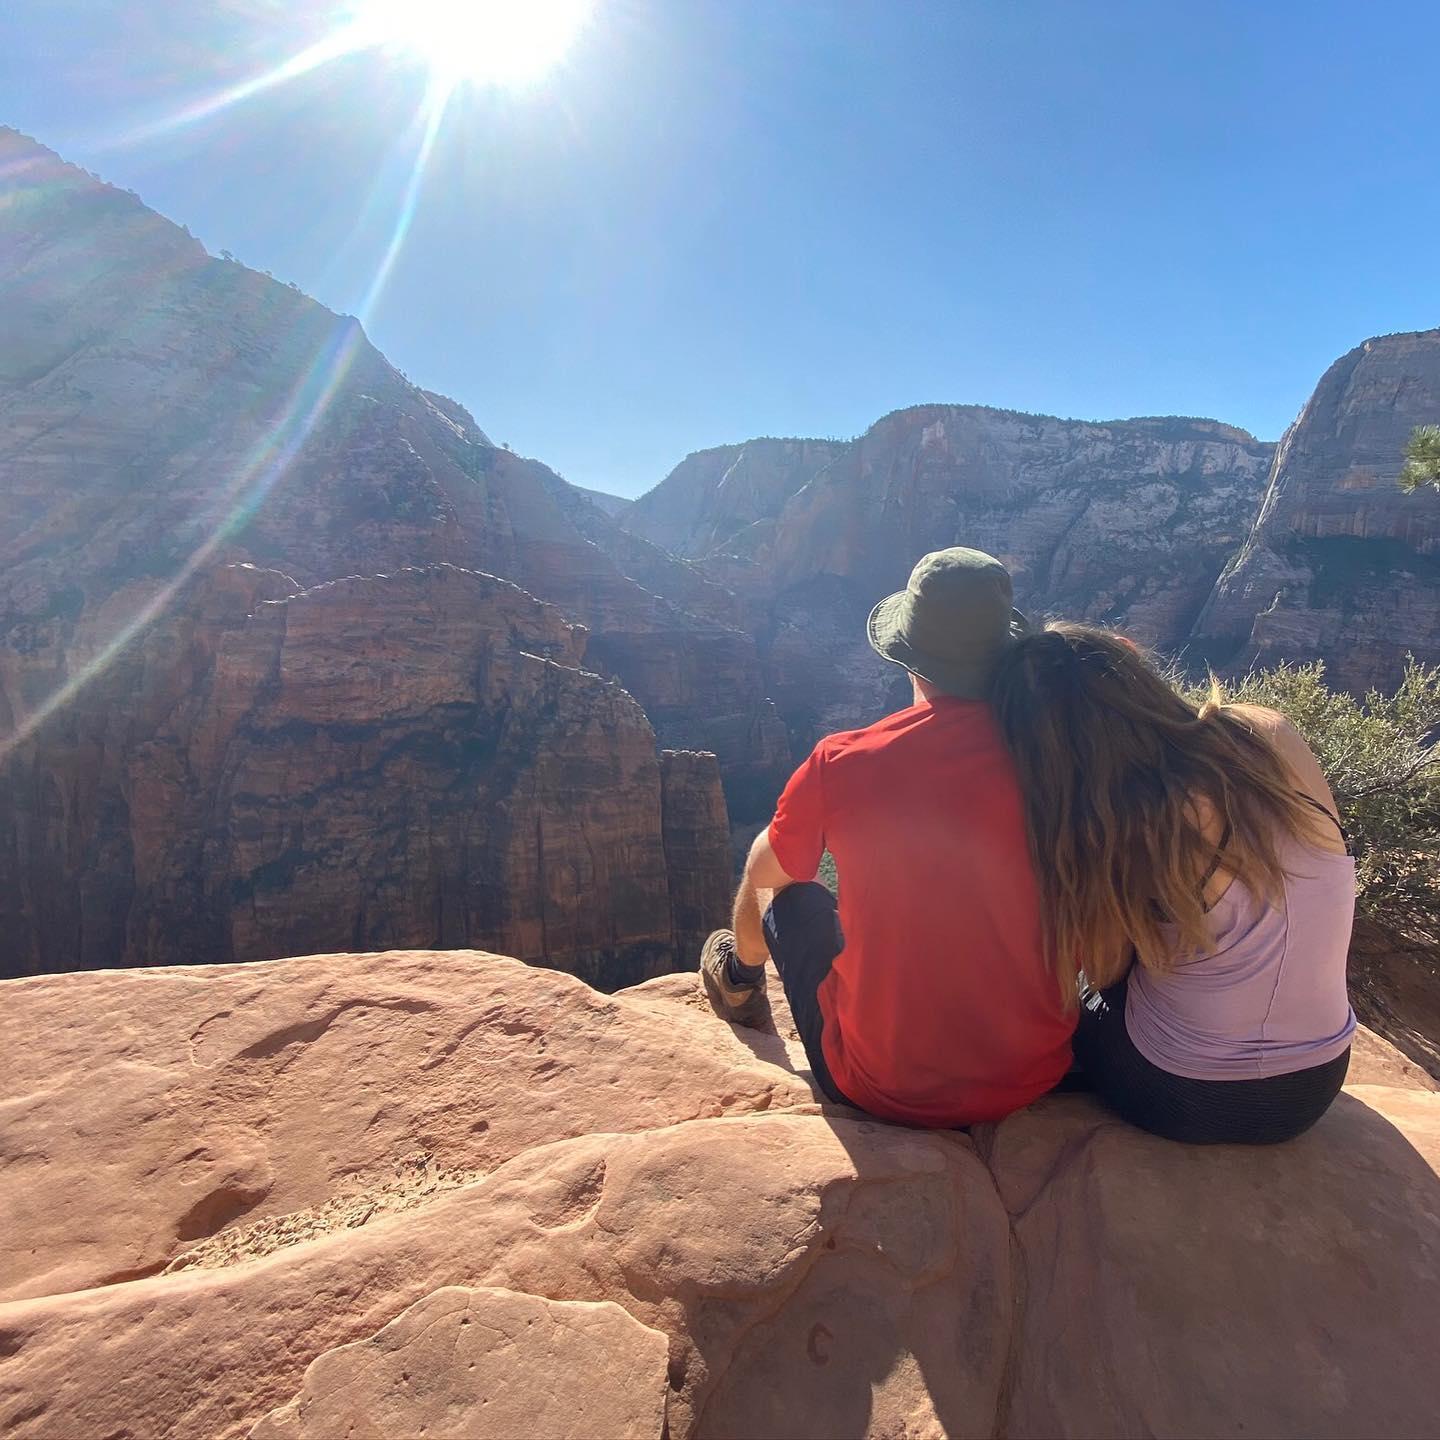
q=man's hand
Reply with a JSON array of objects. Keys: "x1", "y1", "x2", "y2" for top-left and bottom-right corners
[{"x1": 732, "y1": 827, "x2": 798, "y2": 969}]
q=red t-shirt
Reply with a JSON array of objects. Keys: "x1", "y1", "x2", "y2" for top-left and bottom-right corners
[{"x1": 767, "y1": 697, "x2": 1073, "y2": 1126}]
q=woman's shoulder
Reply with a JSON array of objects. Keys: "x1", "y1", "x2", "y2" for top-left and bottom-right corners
[
  {"x1": 1219, "y1": 704, "x2": 1346, "y2": 852},
  {"x1": 1220, "y1": 702, "x2": 1311, "y2": 767},
  {"x1": 1221, "y1": 704, "x2": 1316, "y2": 771},
  {"x1": 1221, "y1": 702, "x2": 1296, "y2": 739}
]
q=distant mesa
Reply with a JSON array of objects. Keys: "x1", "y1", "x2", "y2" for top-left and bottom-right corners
[{"x1": 573, "y1": 483, "x2": 633, "y2": 518}]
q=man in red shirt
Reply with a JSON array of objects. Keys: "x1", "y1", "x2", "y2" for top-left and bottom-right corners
[{"x1": 699, "y1": 547, "x2": 1075, "y2": 1127}]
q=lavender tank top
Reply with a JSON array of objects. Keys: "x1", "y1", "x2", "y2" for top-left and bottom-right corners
[{"x1": 1124, "y1": 831, "x2": 1357, "y2": 1081}]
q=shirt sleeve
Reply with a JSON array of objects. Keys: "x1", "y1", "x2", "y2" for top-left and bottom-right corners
[{"x1": 767, "y1": 743, "x2": 826, "y2": 881}]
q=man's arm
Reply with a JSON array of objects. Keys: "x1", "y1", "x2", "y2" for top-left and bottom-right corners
[{"x1": 732, "y1": 826, "x2": 800, "y2": 969}]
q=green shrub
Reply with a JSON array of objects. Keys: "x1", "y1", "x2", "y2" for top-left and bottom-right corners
[
  {"x1": 1400, "y1": 425, "x2": 1440, "y2": 494},
  {"x1": 1198, "y1": 659, "x2": 1440, "y2": 946},
  {"x1": 817, "y1": 850, "x2": 839, "y2": 895}
]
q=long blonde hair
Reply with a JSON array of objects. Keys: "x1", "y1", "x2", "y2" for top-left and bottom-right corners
[{"x1": 989, "y1": 622, "x2": 1315, "y2": 1006}]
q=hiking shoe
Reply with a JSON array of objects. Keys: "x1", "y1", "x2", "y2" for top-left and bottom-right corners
[{"x1": 699, "y1": 929, "x2": 769, "y2": 1029}]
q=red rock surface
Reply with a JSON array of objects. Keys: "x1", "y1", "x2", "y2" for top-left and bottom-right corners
[
  {"x1": 0, "y1": 952, "x2": 1436, "y2": 1439},
  {"x1": 250, "y1": 1286, "x2": 670, "y2": 1440}
]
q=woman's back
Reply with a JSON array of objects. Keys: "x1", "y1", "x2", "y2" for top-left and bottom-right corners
[
  {"x1": 990, "y1": 626, "x2": 1359, "y2": 1142},
  {"x1": 1127, "y1": 702, "x2": 1356, "y2": 1076},
  {"x1": 1125, "y1": 829, "x2": 1357, "y2": 1079}
]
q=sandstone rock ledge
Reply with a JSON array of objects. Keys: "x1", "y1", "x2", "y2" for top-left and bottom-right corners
[{"x1": 1, "y1": 952, "x2": 1437, "y2": 1440}]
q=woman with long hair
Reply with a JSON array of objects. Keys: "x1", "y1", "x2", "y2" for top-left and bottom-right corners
[{"x1": 989, "y1": 622, "x2": 1356, "y2": 1144}]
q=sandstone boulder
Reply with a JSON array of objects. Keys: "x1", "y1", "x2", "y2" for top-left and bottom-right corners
[
  {"x1": 1, "y1": 952, "x2": 1437, "y2": 1440},
  {"x1": 250, "y1": 1286, "x2": 669, "y2": 1440},
  {"x1": 0, "y1": 954, "x2": 814, "y2": 1303}
]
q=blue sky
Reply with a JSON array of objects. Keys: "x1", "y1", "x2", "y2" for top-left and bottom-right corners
[{"x1": 5, "y1": 1, "x2": 1439, "y2": 496}]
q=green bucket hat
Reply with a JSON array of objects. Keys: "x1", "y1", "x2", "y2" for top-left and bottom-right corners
[{"x1": 866, "y1": 546, "x2": 1030, "y2": 699}]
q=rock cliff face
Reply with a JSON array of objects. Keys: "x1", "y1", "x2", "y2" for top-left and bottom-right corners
[
  {"x1": 659, "y1": 750, "x2": 735, "y2": 965},
  {"x1": 1, "y1": 951, "x2": 1436, "y2": 1438},
  {"x1": 1193, "y1": 329, "x2": 1440, "y2": 691},
  {"x1": 0, "y1": 129, "x2": 786, "y2": 789},
  {"x1": 0, "y1": 562, "x2": 720, "y2": 985},
  {"x1": 6, "y1": 122, "x2": 1439, "y2": 991},
  {"x1": 624, "y1": 437, "x2": 850, "y2": 560},
  {"x1": 572, "y1": 483, "x2": 632, "y2": 519},
  {"x1": 0, "y1": 129, "x2": 758, "y2": 976},
  {"x1": 624, "y1": 409, "x2": 1273, "y2": 744}
]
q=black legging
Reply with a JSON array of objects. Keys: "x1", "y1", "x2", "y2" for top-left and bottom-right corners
[{"x1": 1075, "y1": 975, "x2": 1350, "y2": 1145}]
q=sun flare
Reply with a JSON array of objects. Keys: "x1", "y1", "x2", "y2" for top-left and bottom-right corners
[{"x1": 349, "y1": 0, "x2": 594, "y2": 90}]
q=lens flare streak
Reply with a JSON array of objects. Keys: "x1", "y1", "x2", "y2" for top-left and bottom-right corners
[
  {"x1": 0, "y1": 2, "x2": 569, "y2": 761},
  {"x1": 355, "y1": 88, "x2": 450, "y2": 322},
  {"x1": 0, "y1": 319, "x2": 366, "y2": 767},
  {"x1": 110, "y1": 29, "x2": 365, "y2": 150}
]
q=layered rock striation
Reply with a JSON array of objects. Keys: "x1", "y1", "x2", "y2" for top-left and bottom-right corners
[
  {"x1": 0, "y1": 950, "x2": 1436, "y2": 1439},
  {"x1": 0, "y1": 129, "x2": 770, "y2": 976},
  {"x1": 624, "y1": 408, "x2": 1274, "y2": 744},
  {"x1": 1193, "y1": 328, "x2": 1440, "y2": 692},
  {"x1": 0, "y1": 562, "x2": 724, "y2": 983}
]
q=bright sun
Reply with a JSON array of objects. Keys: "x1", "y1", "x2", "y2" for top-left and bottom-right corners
[{"x1": 350, "y1": 0, "x2": 593, "y2": 90}]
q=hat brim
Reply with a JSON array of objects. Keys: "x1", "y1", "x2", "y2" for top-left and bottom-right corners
[{"x1": 866, "y1": 591, "x2": 1029, "y2": 700}]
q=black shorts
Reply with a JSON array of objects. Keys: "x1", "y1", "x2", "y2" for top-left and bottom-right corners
[{"x1": 1075, "y1": 975, "x2": 1350, "y2": 1145}]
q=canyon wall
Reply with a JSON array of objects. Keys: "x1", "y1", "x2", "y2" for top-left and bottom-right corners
[
  {"x1": 4, "y1": 124, "x2": 1438, "y2": 981},
  {"x1": 624, "y1": 437, "x2": 850, "y2": 560},
  {"x1": 0, "y1": 129, "x2": 744, "y2": 979},
  {"x1": 624, "y1": 408, "x2": 1274, "y2": 744},
  {"x1": 0, "y1": 562, "x2": 718, "y2": 986},
  {"x1": 1192, "y1": 328, "x2": 1440, "y2": 692}
]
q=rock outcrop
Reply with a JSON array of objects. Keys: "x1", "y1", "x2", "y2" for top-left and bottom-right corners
[
  {"x1": 0, "y1": 130, "x2": 782, "y2": 791},
  {"x1": 623, "y1": 409, "x2": 1273, "y2": 745},
  {"x1": 1, "y1": 950, "x2": 1436, "y2": 1439},
  {"x1": 624, "y1": 437, "x2": 850, "y2": 560},
  {"x1": 0, "y1": 128, "x2": 771, "y2": 976},
  {"x1": 1193, "y1": 328, "x2": 1440, "y2": 692},
  {"x1": 660, "y1": 750, "x2": 736, "y2": 965},
  {"x1": 250, "y1": 1286, "x2": 670, "y2": 1440},
  {"x1": 0, "y1": 562, "x2": 724, "y2": 982}
]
